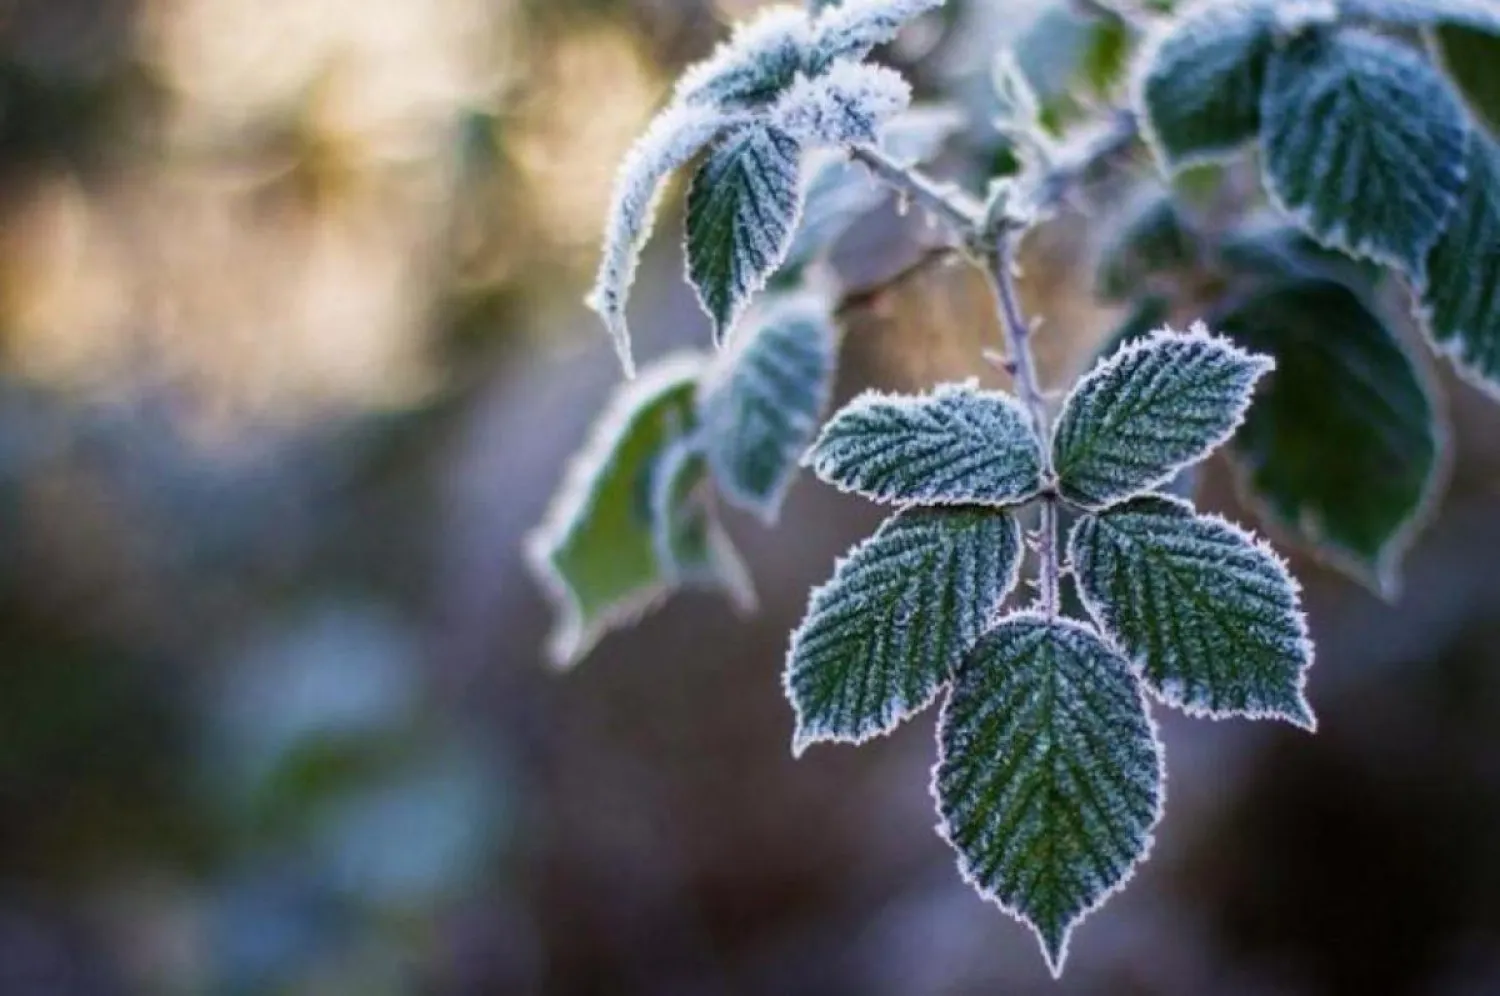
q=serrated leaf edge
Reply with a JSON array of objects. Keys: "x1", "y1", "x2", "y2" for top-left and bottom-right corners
[
  {"x1": 1052, "y1": 323, "x2": 1275, "y2": 511},
  {"x1": 784, "y1": 509, "x2": 1025, "y2": 756},
  {"x1": 802, "y1": 379, "x2": 1047, "y2": 507},
  {"x1": 524, "y1": 353, "x2": 707, "y2": 668},
  {"x1": 927, "y1": 611, "x2": 1168, "y2": 978},
  {"x1": 1067, "y1": 492, "x2": 1317, "y2": 730}
]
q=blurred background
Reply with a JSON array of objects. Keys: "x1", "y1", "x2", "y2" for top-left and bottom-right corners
[{"x1": 3, "y1": 0, "x2": 1500, "y2": 993}]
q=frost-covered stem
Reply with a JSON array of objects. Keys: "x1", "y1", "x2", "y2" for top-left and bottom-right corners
[{"x1": 848, "y1": 145, "x2": 981, "y2": 234}]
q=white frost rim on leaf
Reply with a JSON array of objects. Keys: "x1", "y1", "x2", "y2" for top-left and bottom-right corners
[
  {"x1": 524, "y1": 353, "x2": 706, "y2": 668},
  {"x1": 674, "y1": 5, "x2": 813, "y2": 108},
  {"x1": 927, "y1": 611, "x2": 1168, "y2": 978},
  {"x1": 1052, "y1": 323, "x2": 1275, "y2": 510},
  {"x1": 783, "y1": 509, "x2": 1023, "y2": 756},
  {"x1": 1066, "y1": 492, "x2": 1318, "y2": 731}
]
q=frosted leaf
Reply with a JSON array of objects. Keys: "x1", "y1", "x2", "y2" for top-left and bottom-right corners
[
  {"x1": 674, "y1": 6, "x2": 813, "y2": 111},
  {"x1": 1215, "y1": 278, "x2": 1443, "y2": 595},
  {"x1": 1094, "y1": 191, "x2": 1198, "y2": 302},
  {"x1": 587, "y1": 104, "x2": 735, "y2": 376},
  {"x1": 809, "y1": 0, "x2": 947, "y2": 71},
  {"x1": 1340, "y1": 0, "x2": 1500, "y2": 32},
  {"x1": 770, "y1": 61, "x2": 912, "y2": 148},
  {"x1": 1136, "y1": 0, "x2": 1277, "y2": 171},
  {"x1": 786, "y1": 506, "x2": 1023, "y2": 753},
  {"x1": 1070, "y1": 495, "x2": 1315, "y2": 728},
  {"x1": 1260, "y1": 29, "x2": 1470, "y2": 277},
  {"x1": 525, "y1": 355, "x2": 705, "y2": 667},
  {"x1": 1420, "y1": 134, "x2": 1500, "y2": 396},
  {"x1": 785, "y1": 104, "x2": 962, "y2": 268},
  {"x1": 805, "y1": 382, "x2": 1045, "y2": 507},
  {"x1": 935, "y1": 614, "x2": 1163, "y2": 977},
  {"x1": 685, "y1": 123, "x2": 806, "y2": 345},
  {"x1": 699, "y1": 293, "x2": 837, "y2": 523},
  {"x1": 1436, "y1": 24, "x2": 1500, "y2": 135},
  {"x1": 1052, "y1": 327, "x2": 1273, "y2": 510},
  {"x1": 649, "y1": 438, "x2": 759, "y2": 611}
]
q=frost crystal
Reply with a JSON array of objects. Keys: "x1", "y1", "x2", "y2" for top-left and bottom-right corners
[
  {"x1": 935, "y1": 614, "x2": 1163, "y2": 977},
  {"x1": 771, "y1": 61, "x2": 912, "y2": 147},
  {"x1": 587, "y1": 104, "x2": 735, "y2": 376},
  {"x1": 674, "y1": 6, "x2": 813, "y2": 110},
  {"x1": 786, "y1": 506, "x2": 1022, "y2": 753},
  {"x1": 1070, "y1": 495, "x2": 1315, "y2": 728},
  {"x1": 810, "y1": 0, "x2": 947, "y2": 71},
  {"x1": 805, "y1": 382, "x2": 1045, "y2": 507},
  {"x1": 1052, "y1": 326, "x2": 1272, "y2": 510}
]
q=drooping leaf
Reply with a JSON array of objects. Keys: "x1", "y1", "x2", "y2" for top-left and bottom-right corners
[
  {"x1": 770, "y1": 60, "x2": 912, "y2": 147},
  {"x1": 587, "y1": 104, "x2": 735, "y2": 376},
  {"x1": 699, "y1": 293, "x2": 838, "y2": 522},
  {"x1": 805, "y1": 382, "x2": 1045, "y2": 507},
  {"x1": 1260, "y1": 29, "x2": 1471, "y2": 277},
  {"x1": 935, "y1": 614, "x2": 1163, "y2": 977},
  {"x1": 1052, "y1": 327, "x2": 1273, "y2": 510},
  {"x1": 786, "y1": 506, "x2": 1023, "y2": 753},
  {"x1": 1420, "y1": 134, "x2": 1500, "y2": 394},
  {"x1": 808, "y1": 0, "x2": 947, "y2": 72},
  {"x1": 1214, "y1": 279, "x2": 1443, "y2": 594},
  {"x1": 1070, "y1": 495, "x2": 1315, "y2": 727},
  {"x1": 674, "y1": 6, "x2": 813, "y2": 110},
  {"x1": 649, "y1": 438, "x2": 758, "y2": 608},
  {"x1": 1436, "y1": 23, "x2": 1500, "y2": 135},
  {"x1": 1340, "y1": 0, "x2": 1500, "y2": 32},
  {"x1": 1095, "y1": 191, "x2": 1199, "y2": 302},
  {"x1": 686, "y1": 123, "x2": 806, "y2": 344},
  {"x1": 1136, "y1": 0, "x2": 1276, "y2": 170},
  {"x1": 526, "y1": 356, "x2": 704, "y2": 666},
  {"x1": 785, "y1": 104, "x2": 962, "y2": 268}
]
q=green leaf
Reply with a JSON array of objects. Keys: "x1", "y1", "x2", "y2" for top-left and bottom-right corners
[
  {"x1": 674, "y1": 6, "x2": 812, "y2": 110},
  {"x1": 935, "y1": 614, "x2": 1163, "y2": 977},
  {"x1": 1341, "y1": 0, "x2": 1500, "y2": 32},
  {"x1": 1217, "y1": 219, "x2": 1386, "y2": 291},
  {"x1": 786, "y1": 506, "x2": 1023, "y2": 753},
  {"x1": 649, "y1": 438, "x2": 757, "y2": 607},
  {"x1": 1260, "y1": 29, "x2": 1471, "y2": 277},
  {"x1": 1095, "y1": 191, "x2": 1198, "y2": 302},
  {"x1": 808, "y1": 0, "x2": 947, "y2": 72},
  {"x1": 1215, "y1": 279, "x2": 1443, "y2": 594},
  {"x1": 1137, "y1": 0, "x2": 1276, "y2": 170},
  {"x1": 1436, "y1": 24, "x2": 1500, "y2": 135},
  {"x1": 785, "y1": 105, "x2": 962, "y2": 269},
  {"x1": 686, "y1": 124, "x2": 806, "y2": 345},
  {"x1": 699, "y1": 294, "x2": 838, "y2": 523},
  {"x1": 1420, "y1": 134, "x2": 1500, "y2": 394},
  {"x1": 526, "y1": 355, "x2": 704, "y2": 666},
  {"x1": 770, "y1": 60, "x2": 911, "y2": 148},
  {"x1": 587, "y1": 104, "x2": 736, "y2": 376},
  {"x1": 1052, "y1": 327, "x2": 1273, "y2": 510},
  {"x1": 1069, "y1": 495, "x2": 1315, "y2": 728},
  {"x1": 805, "y1": 382, "x2": 1045, "y2": 506}
]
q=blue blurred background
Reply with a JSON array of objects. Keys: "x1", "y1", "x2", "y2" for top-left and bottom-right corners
[{"x1": 3, "y1": 0, "x2": 1500, "y2": 993}]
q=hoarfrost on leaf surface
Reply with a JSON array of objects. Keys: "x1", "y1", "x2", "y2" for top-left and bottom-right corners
[
  {"x1": 686, "y1": 123, "x2": 806, "y2": 346},
  {"x1": 808, "y1": 0, "x2": 947, "y2": 73},
  {"x1": 935, "y1": 614, "x2": 1163, "y2": 978},
  {"x1": 786, "y1": 506, "x2": 1023, "y2": 753},
  {"x1": 1136, "y1": 0, "x2": 1277, "y2": 171},
  {"x1": 770, "y1": 61, "x2": 912, "y2": 147},
  {"x1": 525, "y1": 356, "x2": 704, "y2": 667},
  {"x1": 1070, "y1": 495, "x2": 1315, "y2": 728},
  {"x1": 1339, "y1": 0, "x2": 1500, "y2": 33},
  {"x1": 1052, "y1": 327, "x2": 1273, "y2": 510},
  {"x1": 1420, "y1": 133, "x2": 1500, "y2": 396},
  {"x1": 698, "y1": 293, "x2": 838, "y2": 523},
  {"x1": 1259, "y1": 29, "x2": 1470, "y2": 277},
  {"x1": 587, "y1": 104, "x2": 736, "y2": 376},
  {"x1": 805, "y1": 382, "x2": 1045, "y2": 507},
  {"x1": 674, "y1": 6, "x2": 813, "y2": 111}
]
